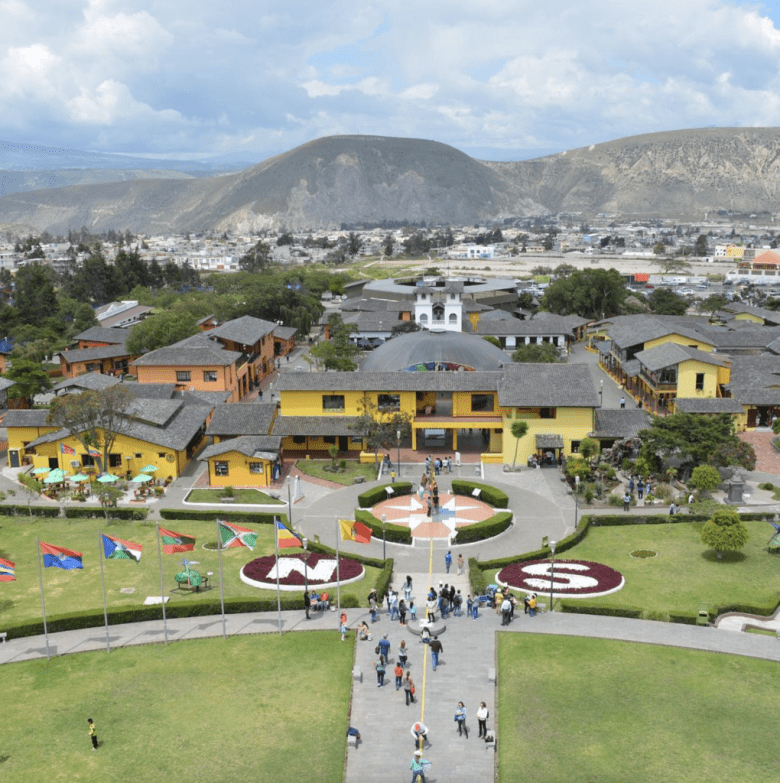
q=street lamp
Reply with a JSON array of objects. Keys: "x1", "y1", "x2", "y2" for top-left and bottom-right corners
[
  {"x1": 396, "y1": 429, "x2": 401, "y2": 479},
  {"x1": 287, "y1": 476, "x2": 293, "y2": 531},
  {"x1": 381, "y1": 514, "x2": 387, "y2": 561},
  {"x1": 574, "y1": 475, "x2": 580, "y2": 527},
  {"x1": 549, "y1": 539, "x2": 557, "y2": 612},
  {"x1": 599, "y1": 379, "x2": 603, "y2": 406},
  {"x1": 301, "y1": 537, "x2": 310, "y2": 594}
]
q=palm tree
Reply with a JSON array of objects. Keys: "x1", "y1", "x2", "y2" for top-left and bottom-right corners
[{"x1": 511, "y1": 420, "x2": 529, "y2": 470}]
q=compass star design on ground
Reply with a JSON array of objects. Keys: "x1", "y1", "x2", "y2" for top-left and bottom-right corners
[{"x1": 373, "y1": 492, "x2": 496, "y2": 539}]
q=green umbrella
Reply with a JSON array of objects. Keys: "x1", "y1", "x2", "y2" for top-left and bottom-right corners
[
  {"x1": 131, "y1": 473, "x2": 152, "y2": 483},
  {"x1": 32, "y1": 467, "x2": 50, "y2": 475},
  {"x1": 97, "y1": 473, "x2": 119, "y2": 483},
  {"x1": 44, "y1": 474, "x2": 64, "y2": 484},
  {"x1": 47, "y1": 468, "x2": 66, "y2": 477},
  {"x1": 140, "y1": 465, "x2": 158, "y2": 473},
  {"x1": 71, "y1": 473, "x2": 90, "y2": 482}
]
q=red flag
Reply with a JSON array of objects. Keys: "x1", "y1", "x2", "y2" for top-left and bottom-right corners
[{"x1": 353, "y1": 522, "x2": 372, "y2": 544}]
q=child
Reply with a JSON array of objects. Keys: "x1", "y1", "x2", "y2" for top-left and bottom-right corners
[
  {"x1": 467, "y1": 594, "x2": 474, "y2": 618},
  {"x1": 340, "y1": 611, "x2": 348, "y2": 641},
  {"x1": 394, "y1": 661, "x2": 404, "y2": 690},
  {"x1": 409, "y1": 600, "x2": 416, "y2": 622}
]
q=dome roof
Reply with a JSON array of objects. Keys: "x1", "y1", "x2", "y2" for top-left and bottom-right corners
[{"x1": 361, "y1": 330, "x2": 507, "y2": 372}]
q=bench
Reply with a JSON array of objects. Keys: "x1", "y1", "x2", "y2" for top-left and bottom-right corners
[
  {"x1": 352, "y1": 666, "x2": 363, "y2": 683},
  {"x1": 0, "y1": 632, "x2": 6, "y2": 643}
]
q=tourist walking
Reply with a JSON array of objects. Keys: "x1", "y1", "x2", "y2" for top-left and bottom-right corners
[
  {"x1": 426, "y1": 597, "x2": 437, "y2": 623},
  {"x1": 623, "y1": 492, "x2": 631, "y2": 512},
  {"x1": 528, "y1": 593, "x2": 538, "y2": 617},
  {"x1": 378, "y1": 634, "x2": 391, "y2": 661},
  {"x1": 637, "y1": 479, "x2": 645, "y2": 500},
  {"x1": 399, "y1": 598, "x2": 407, "y2": 626},
  {"x1": 398, "y1": 639, "x2": 408, "y2": 668},
  {"x1": 375, "y1": 654, "x2": 386, "y2": 687},
  {"x1": 340, "y1": 611, "x2": 348, "y2": 641},
  {"x1": 620, "y1": 396, "x2": 626, "y2": 408},
  {"x1": 87, "y1": 718, "x2": 98, "y2": 750},
  {"x1": 476, "y1": 702, "x2": 489, "y2": 738},
  {"x1": 429, "y1": 635, "x2": 443, "y2": 670},
  {"x1": 403, "y1": 671, "x2": 416, "y2": 705},
  {"x1": 457, "y1": 554, "x2": 464, "y2": 575},
  {"x1": 445, "y1": 550, "x2": 452, "y2": 573},
  {"x1": 410, "y1": 750, "x2": 429, "y2": 783},
  {"x1": 304, "y1": 590, "x2": 311, "y2": 619},
  {"x1": 395, "y1": 661, "x2": 404, "y2": 690},
  {"x1": 454, "y1": 702, "x2": 468, "y2": 738},
  {"x1": 404, "y1": 575, "x2": 413, "y2": 603},
  {"x1": 500, "y1": 595, "x2": 512, "y2": 625}
]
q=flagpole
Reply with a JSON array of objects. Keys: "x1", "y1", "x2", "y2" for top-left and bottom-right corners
[
  {"x1": 155, "y1": 524, "x2": 168, "y2": 646},
  {"x1": 35, "y1": 537, "x2": 50, "y2": 661},
  {"x1": 216, "y1": 519, "x2": 226, "y2": 639},
  {"x1": 98, "y1": 531, "x2": 111, "y2": 653},
  {"x1": 275, "y1": 516, "x2": 282, "y2": 635},
  {"x1": 335, "y1": 515, "x2": 341, "y2": 612}
]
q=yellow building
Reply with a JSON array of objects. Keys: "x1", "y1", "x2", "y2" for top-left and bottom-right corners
[{"x1": 199, "y1": 436, "x2": 282, "y2": 487}]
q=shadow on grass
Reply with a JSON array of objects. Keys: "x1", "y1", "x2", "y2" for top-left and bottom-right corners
[
  {"x1": 0, "y1": 754, "x2": 9, "y2": 764},
  {"x1": 699, "y1": 550, "x2": 747, "y2": 564}
]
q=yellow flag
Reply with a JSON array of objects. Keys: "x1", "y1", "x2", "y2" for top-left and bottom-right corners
[{"x1": 338, "y1": 518, "x2": 356, "y2": 541}]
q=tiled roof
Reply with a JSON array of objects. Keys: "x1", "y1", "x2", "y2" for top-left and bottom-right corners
[
  {"x1": 497, "y1": 364, "x2": 600, "y2": 408},
  {"x1": 52, "y1": 373, "x2": 121, "y2": 393},
  {"x1": 60, "y1": 344, "x2": 134, "y2": 364},
  {"x1": 724, "y1": 356, "x2": 780, "y2": 405},
  {"x1": 3, "y1": 410, "x2": 52, "y2": 427},
  {"x1": 606, "y1": 316, "x2": 713, "y2": 351},
  {"x1": 591, "y1": 409, "x2": 652, "y2": 438},
  {"x1": 74, "y1": 327, "x2": 132, "y2": 344},
  {"x1": 674, "y1": 398, "x2": 745, "y2": 414},
  {"x1": 634, "y1": 343, "x2": 727, "y2": 372},
  {"x1": 277, "y1": 371, "x2": 502, "y2": 393},
  {"x1": 100, "y1": 305, "x2": 153, "y2": 328},
  {"x1": 274, "y1": 326, "x2": 298, "y2": 340},
  {"x1": 208, "y1": 315, "x2": 276, "y2": 345},
  {"x1": 206, "y1": 403, "x2": 276, "y2": 437},
  {"x1": 132, "y1": 334, "x2": 241, "y2": 367},
  {"x1": 126, "y1": 399, "x2": 183, "y2": 427},
  {"x1": 200, "y1": 435, "x2": 282, "y2": 461},
  {"x1": 272, "y1": 415, "x2": 365, "y2": 436}
]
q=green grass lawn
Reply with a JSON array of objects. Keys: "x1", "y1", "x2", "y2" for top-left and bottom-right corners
[
  {"x1": 0, "y1": 517, "x2": 381, "y2": 630},
  {"x1": 0, "y1": 633, "x2": 352, "y2": 783},
  {"x1": 500, "y1": 635, "x2": 779, "y2": 783},
  {"x1": 186, "y1": 488, "x2": 284, "y2": 504},
  {"x1": 489, "y1": 519, "x2": 780, "y2": 617},
  {"x1": 294, "y1": 459, "x2": 378, "y2": 485}
]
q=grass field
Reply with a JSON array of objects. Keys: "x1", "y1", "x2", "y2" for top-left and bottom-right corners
[
  {"x1": 294, "y1": 459, "x2": 379, "y2": 485},
  {"x1": 0, "y1": 517, "x2": 381, "y2": 629},
  {"x1": 489, "y1": 519, "x2": 780, "y2": 616},
  {"x1": 0, "y1": 632, "x2": 353, "y2": 783},
  {"x1": 500, "y1": 635, "x2": 779, "y2": 783},
  {"x1": 185, "y1": 488, "x2": 284, "y2": 504}
]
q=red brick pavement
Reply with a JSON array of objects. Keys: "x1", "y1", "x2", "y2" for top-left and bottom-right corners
[{"x1": 739, "y1": 431, "x2": 780, "y2": 476}]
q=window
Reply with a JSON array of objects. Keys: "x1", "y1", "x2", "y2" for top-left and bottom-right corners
[
  {"x1": 158, "y1": 452, "x2": 166, "y2": 458},
  {"x1": 323, "y1": 435, "x2": 336, "y2": 444},
  {"x1": 85, "y1": 363, "x2": 99, "y2": 372},
  {"x1": 214, "y1": 461, "x2": 229, "y2": 476},
  {"x1": 350, "y1": 436, "x2": 363, "y2": 444},
  {"x1": 135, "y1": 453, "x2": 143, "y2": 459},
  {"x1": 108, "y1": 454, "x2": 122, "y2": 468},
  {"x1": 540, "y1": 407, "x2": 556, "y2": 419},
  {"x1": 419, "y1": 313, "x2": 428, "y2": 323},
  {"x1": 471, "y1": 394, "x2": 494, "y2": 412},
  {"x1": 293, "y1": 436, "x2": 306, "y2": 444},
  {"x1": 571, "y1": 440, "x2": 581, "y2": 453},
  {"x1": 249, "y1": 462, "x2": 264, "y2": 474},
  {"x1": 695, "y1": 373, "x2": 705, "y2": 391},
  {"x1": 176, "y1": 371, "x2": 191, "y2": 382},
  {"x1": 82, "y1": 455, "x2": 96, "y2": 466},
  {"x1": 203, "y1": 371, "x2": 217, "y2": 382},
  {"x1": 378, "y1": 394, "x2": 400, "y2": 411},
  {"x1": 659, "y1": 369, "x2": 677, "y2": 384},
  {"x1": 449, "y1": 313, "x2": 457, "y2": 324},
  {"x1": 322, "y1": 394, "x2": 345, "y2": 412}
]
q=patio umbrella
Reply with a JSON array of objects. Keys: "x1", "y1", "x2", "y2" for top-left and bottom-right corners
[
  {"x1": 131, "y1": 473, "x2": 152, "y2": 483},
  {"x1": 71, "y1": 473, "x2": 90, "y2": 482},
  {"x1": 47, "y1": 468, "x2": 66, "y2": 477},
  {"x1": 140, "y1": 464, "x2": 158, "y2": 473},
  {"x1": 31, "y1": 467, "x2": 50, "y2": 475},
  {"x1": 44, "y1": 474, "x2": 64, "y2": 484},
  {"x1": 97, "y1": 473, "x2": 119, "y2": 483}
]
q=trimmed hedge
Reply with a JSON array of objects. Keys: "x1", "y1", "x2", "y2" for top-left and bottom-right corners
[
  {"x1": 468, "y1": 557, "x2": 488, "y2": 597},
  {"x1": 306, "y1": 537, "x2": 390, "y2": 570},
  {"x1": 354, "y1": 509, "x2": 412, "y2": 545},
  {"x1": 591, "y1": 513, "x2": 711, "y2": 526},
  {"x1": 374, "y1": 559, "x2": 395, "y2": 602},
  {"x1": 453, "y1": 511, "x2": 513, "y2": 544},
  {"x1": 451, "y1": 480, "x2": 509, "y2": 508},
  {"x1": 0, "y1": 504, "x2": 60, "y2": 517},
  {"x1": 65, "y1": 506, "x2": 148, "y2": 520},
  {"x1": 357, "y1": 482, "x2": 413, "y2": 507},
  {"x1": 160, "y1": 508, "x2": 287, "y2": 524},
  {"x1": 558, "y1": 601, "x2": 643, "y2": 619}
]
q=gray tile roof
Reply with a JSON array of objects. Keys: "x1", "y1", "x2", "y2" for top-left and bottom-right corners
[
  {"x1": 206, "y1": 403, "x2": 277, "y2": 437},
  {"x1": 634, "y1": 343, "x2": 727, "y2": 372},
  {"x1": 724, "y1": 356, "x2": 780, "y2": 405},
  {"x1": 60, "y1": 344, "x2": 134, "y2": 364},
  {"x1": 277, "y1": 371, "x2": 503, "y2": 393},
  {"x1": 52, "y1": 373, "x2": 121, "y2": 393},
  {"x1": 674, "y1": 398, "x2": 745, "y2": 414},
  {"x1": 126, "y1": 399, "x2": 184, "y2": 427},
  {"x1": 131, "y1": 383, "x2": 178, "y2": 398},
  {"x1": 207, "y1": 315, "x2": 276, "y2": 345},
  {"x1": 622, "y1": 360, "x2": 641, "y2": 377},
  {"x1": 200, "y1": 435, "x2": 282, "y2": 461},
  {"x1": 74, "y1": 327, "x2": 132, "y2": 344},
  {"x1": 183, "y1": 390, "x2": 234, "y2": 406},
  {"x1": 605, "y1": 316, "x2": 714, "y2": 351},
  {"x1": 497, "y1": 364, "x2": 600, "y2": 408},
  {"x1": 3, "y1": 410, "x2": 52, "y2": 427},
  {"x1": 272, "y1": 415, "x2": 365, "y2": 436},
  {"x1": 132, "y1": 334, "x2": 241, "y2": 367},
  {"x1": 274, "y1": 326, "x2": 298, "y2": 340},
  {"x1": 592, "y1": 409, "x2": 652, "y2": 438}
]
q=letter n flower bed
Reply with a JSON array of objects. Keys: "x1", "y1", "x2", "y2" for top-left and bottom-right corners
[
  {"x1": 496, "y1": 559, "x2": 624, "y2": 599},
  {"x1": 240, "y1": 553, "x2": 365, "y2": 591}
]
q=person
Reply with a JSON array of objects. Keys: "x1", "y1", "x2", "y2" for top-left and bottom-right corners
[
  {"x1": 395, "y1": 661, "x2": 405, "y2": 690},
  {"x1": 688, "y1": 492, "x2": 694, "y2": 506},
  {"x1": 457, "y1": 554, "x2": 464, "y2": 575},
  {"x1": 420, "y1": 625, "x2": 431, "y2": 645},
  {"x1": 425, "y1": 455, "x2": 431, "y2": 474},
  {"x1": 375, "y1": 654, "x2": 386, "y2": 687},
  {"x1": 398, "y1": 639, "x2": 408, "y2": 668},
  {"x1": 476, "y1": 702, "x2": 489, "y2": 738},
  {"x1": 494, "y1": 587, "x2": 504, "y2": 615},
  {"x1": 404, "y1": 575, "x2": 413, "y2": 603},
  {"x1": 369, "y1": 595, "x2": 378, "y2": 623},
  {"x1": 409, "y1": 600, "x2": 417, "y2": 622},
  {"x1": 446, "y1": 456, "x2": 452, "y2": 473},
  {"x1": 445, "y1": 550, "x2": 452, "y2": 574},
  {"x1": 467, "y1": 594, "x2": 474, "y2": 617},
  {"x1": 455, "y1": 701, "x2": 468, "y2": 738},
  {"x1": 669, "y1": 502, "x2": 676, "y2": 516},
  {"x1": 432, "y1": 483, "x2": 439, "y2": 512},
  {"x1": 620, "y1": 396, "x2": 626, "y2": 408},
  {"x1": 426, "y1": 496, "x2": 432, "y2": 517},
  {"x1": 403, "y1": 671, "x2": 416, "y2": 705},
  {"x1": 434, "y1": 457, "x2": 441, "y2": 475},
  {"x1": 357, "y1": 621, "x2": 372, "y2": 641},
  {"x1": 410, "y1": 750, "x2": 429, "y2": 783},
  {"x1": 390, "y1": 592, "x2": 400, "y2": 621},
  {"x1": 391, "y1": 469, "x2": 396, "y2": 483},
  {"x1": 623, "y1": 492, "x2": 631, "y2": 512},
  {"x1": 637, "y1": 479, "x2": 645, "y2": 500},
  {"x1": 378, "y1": 634, "x2": 391, "y2": 661},
  {"x1": 411, "y1": 722, "x2": 429, "y2": 748},
  {"x1": 304, "y1": 590, "x2": 311, "y2": 620},
  {"x1": 340, "y1": 611, "x2": 348, "y2": 641},
  {"x1": 418, "y1": 476, "x2": 425, "y2": 499},
  {"x1": 87, "y1": 718, "x2": 98, "y2": 750},
  {"x1": 453, "y1": 589, "x2": 463, "y2": 616},
  {"x1": 399, "y1": 598, "x2": 407, "y2": 626},
  {"x1": 528, "y1": 593, "x2": 538, "y2": 617},
  {"x1": 628, "y1": 476, "x2": 635, "y2": 493},
  {"x1": 501, "y1": 595, "x2": 512, "y2": 626},
  {"x1": 524, "y1": 593, "x2": 531, "y2": 614},
  {"x1": 429, "y1": 635, "x2": 443, "y2": 670},
  {"x1": 426, "y1": 597, "x2": 437, "y2": 624},
  {"x1": 509, "y1": 593, "x2": 518, "y2": 619}
]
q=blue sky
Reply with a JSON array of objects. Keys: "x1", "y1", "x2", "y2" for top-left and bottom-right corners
[{"x1": 3, "y1": 0, "x2": 780, "y2": 163}]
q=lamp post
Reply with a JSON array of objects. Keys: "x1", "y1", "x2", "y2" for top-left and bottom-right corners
[
  {"x1": 599, "y1": 379, "x2": 603, "y2": 406},
  {"x1": 381, "y1": 514, "x2": 387, "y2": 561},
  {"x1": 396, "y1": 429, "x2": 401, "y2": 479},
  {"x1": 549, "y1": 539, "x2": 557, "y2": 612},
  {"x1": 574, "y1": 475, "x2": 580, "y2": 527},
  {"x1": 287, "y1": 475, "x2": 293, "y2": 531},
  {"x1": 301, "y1": 537, "x2": 310, "y2": 595}
]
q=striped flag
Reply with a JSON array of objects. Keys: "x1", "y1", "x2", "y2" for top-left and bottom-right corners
[
  {"x1": 159, "y1": 528, "x2": 196, "y2": 554},
  {"x1": 40, "y1": 542, "x2": 83, "y2": 570},
  {"x1": 88, "y1": 446, "x2": 102, "y2": 457},
  {"x1": 60, "y1": 443, "x2": 76, "y2": 455},
  {"x1": 101, "y1": 534, "x2": 143, "y2": 563},
  {"x1": 218, "y1": 520, "x2": 257, "y2": 551},
  {"x1": 275, "y1": 519, "x2": 301, "y2": 549},
  {"x1": 0, "y1": 557, "x2": 15, "y2": 581}
]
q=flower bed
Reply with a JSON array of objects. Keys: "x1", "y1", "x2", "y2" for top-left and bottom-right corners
[
  {"x1": 240, "y1": 553, "x2": 365, "y2": 592},
  {"x1": 496, "y1": 558, "x2": 624, "y2": 599}
]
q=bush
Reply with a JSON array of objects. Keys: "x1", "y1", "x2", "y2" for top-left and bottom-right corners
[
  {"x1": 1, "y1": 504, "x2": 60, "y2": 517},
  {"x1": 453, "y1": 511, "x2": 513, "y2": 544},
  {"x1": 357, "y1": 482, "x2": 413, "y2": 507},
  {"x1": 701, "y1": 508, "x2": 749, "y2": 558},
  {"x1": 608, "y1": 494, "x2": 624, "y2": 507},
  {"x1": 354, "y1": 509, "x2": 412, "y2": 544},
  {"x1": 222, "y1": 485, "x2": 235, "y2": 498},
  {"x1": 374, "y1": 559, "x2": 395, "y2": 600},
  {"x1": 759, "y1": 482, "x2": 776, "y2": 491},
  {"x1": 468, "y1": 557, "x2": 488, "y2": 597},
  {"x1": 159, "y1": 509, "x2": 285, "y2": 524},
  {"x1": 450, "y1": 480, "x2": 509, "y2": 508},
  {"x1": 689, "y1": 464, "x2": 721, "y2": 492},
  {"x1": 65, "y1": 506, "x2": 148, "y2": 520},
  {"x1": 558, "y1": 601, "x2": 643, "y2": 619}
]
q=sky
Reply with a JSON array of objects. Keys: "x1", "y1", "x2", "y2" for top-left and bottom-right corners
[{"x1": 3, "y1": 0, "x2": 780, "y2": 163}]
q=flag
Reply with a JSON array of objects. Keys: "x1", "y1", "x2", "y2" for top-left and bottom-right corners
[
  {"x1": 275, "y1": 519, "x2": 301, "y2": 549},
  {"x1": 218, "y1": 520, "x2": 257, "y2": 551},
  {"x1": 40, "y1": 542, "x2": 83, "y2": 570},
  {"x1": 60, "y1": 443, "x2": 76, "y2": 455},
  {"x1": 159, "y1": 528, "x2": 196, "y2": 554},
  {"x1": 88, "y1": 446, "x2": 101, "y2": 457},
  {"x1": 353, "y1": 521, "x2": 372, "y2": 544},
  {"x1": 0, "y1": 557, "x2": 15, "y2": 581},
  {"x1": 339, "y1": 518, "x2": 356, "y2": 541},
  {"x1": 101, "y1": 534, "x2": 143, "y2": 563}
]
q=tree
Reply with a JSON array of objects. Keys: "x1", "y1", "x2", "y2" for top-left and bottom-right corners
[
  {"x1": 653, "y1": 242, "x2": 666, "y2": 255},
  {"x1": 94, "y1": 483, "x2": 124, "y2": 520},
  {"x1": 541, "y1": 268, "x2": 627, "y2": 319},
  {"x1": 125, "y1": 311, "x2": 199, "y2": 354},
  {"x1": 17, "y1": 473, "x2": 43, "y2": 517},
  {"x1": 309, "y1": 313, "x2": 360, "y2": 371},
  {"x1": 579, "y1": 437, "x2": 600, "y2": 461},
  {"x1": 708, "y1": 441, "x2": 756, "y2": 472},
  {"x1": 694, "y1": 234, "x2": 708, "y2": 256},
  {"x1": 512, "y1": 343, "x2": 561, "y2": 363},
  {"x1": 648, "y1": 288, "x2": 688, "y2": 315},
  {"x1": 47, "y1": 386, "x2": 136, "y2": 475},
  {"x1": 73, "y1": 302, "x2": 99, "y2": 334},
  {"x1": 510, "y1": 420, "x2": 528, "y2": 470},
  {"x1": 565, "y1": 457, "x2": 590, "y2": 483},
  {"x1": 347, "y1": 232, "x2": 364, "y2": 257},
  {"x1": 697, "y1": 294, "x2": 728, "y2": 317},
  {"x1": 689, "y1": 464, "x2": 720, "y2": 492},
  {"x1": 656, "y1": 257, "x2": 692, "y2": 275},
  {"x1": 239, "y1": 241, "x2": 271, "y2": 273},
  {"x1": 383, "y1": 234, "x2": 395, "y2": 257},
  {"x1": 482, "y1": 336, "x2": 501, "y2": 348},
  {"x1": 5, "y1": 358, "x2": 52, "y2": 406},
  {"x1": 14, "y1": 263, "x2": 57, "y2": 324},
  {"x1": 701, "y1": 508, "x2": 749, "y2": 560},
  {"x1": 351, "y1": 393, "x2": 413, "y2": 466}
]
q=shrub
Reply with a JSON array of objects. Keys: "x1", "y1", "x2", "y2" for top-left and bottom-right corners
[
  {"x1": 357, "y1": 482, "x2": 413, "y2": 507},
  {"x1": 222, "y1": 486, "x2": 235, "y2": 498},
  {"x1": 565, "y1": 458, "x2": 590, "y2": 482},
  {"x1": 65, "y1": 507, "x2": 148, "y2": 520},
  {"x1": 374, "y1": 559, "x2": 395, "y2": 600},
  {"x1": 159, "y1": 509, "x2": 285, "y2": 524},
  {"x1": 584, "y1": 488, "x2": 594, "y2": 504},
  {"x1": 453, "y1": 511, "x2": 513, "y2": 544},
  {"x1": 558, "y1": 601, "x2": 643, "y2": 619},
  {"x1": 689, "y1": 464, "x2": 721, "y2": 492},
  {"x1": 701, "y1": 508, "x2": 749, "y2": 559},
  {"x1": 468, "y1": 557, "x2": 488, "y2": 596},
  {"x1": 354, "y1": 509, "x2": 412, "y2": 544},
  {"x1": 608, "y1": 494, "x2": 623, "y2": 507},
  {"x1": 579, "y1": 437, "x2": 599, "y2": 460},
  {"x1": 759, "y1": 482, "x2": 776, "y2": 491},
  {"x1": 0, "y1": 504, "x2": 60, "y2": 518},
  {"x1": 450, "y1": 480, "x2": 509, "y2": 508}
]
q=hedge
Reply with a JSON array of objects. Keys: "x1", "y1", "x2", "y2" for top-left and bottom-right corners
[
  {"x1": 591, "y1": 513, "x2": 711, "y2": 526},
  {"x1": 0, "y1": 504, "x2": 60, "y2": 517},
  {"x1": 354, "y1": 509, "x2": 412, "y2": 545},
  {"x1": 160, "y1": 508, "x2": 287, "y2": 524},
  {"x1": 65, "y1": 506, "x2": 148, "y2": 520},
  {"x1": 468, "y1": 557, "x2": 488, "y2": 597},
  {"x1": 374, "y1": 559, "x2": 395, "y2": 602},
  {"x1": 357, "y1": 482, "x2": 413, "y2": 507},
  {"x1": 306, "y1": 537, "x2": 390, "y2": 570},
  {"x1": 558, "y1": 601, "x2": 643, "y2": 619},
  {"x1": 453, "y1": 511, "x2": 513, "y2": 544},
  {"x1": 451, "y1": 480, "x2": 509, "y2": 508}
]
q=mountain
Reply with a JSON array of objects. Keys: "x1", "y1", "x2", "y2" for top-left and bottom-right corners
[{"x1": 2, "y1": 128, "x2": 780, "y2": 234}]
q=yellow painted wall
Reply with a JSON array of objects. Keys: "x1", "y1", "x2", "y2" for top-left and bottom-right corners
[
  {"x1": 280, "y1": 390, "x2": 416, "y2": 418},
  {"x1": 7, "y1": 425, "x2": 58, "y2": 456},
  {"x1": 644, "y1": 333, "x2": 715, "y2": 352},
  {"x1": 676, "y1": 360, "x2": 720, "y2": 398},
  {"x1": 452, "y1": 391, "x2": 500, "y2": 417},
  {"x1": 282, "y1": 436, "x2": 363, "y2": 452},
  {"x1": 717, "y1": 364, "x2": 731, "y2": 385},
  {"x1": 207, "y1": 452, "x2": 273, "y2": 487},
  {"x1": 501, "y1": 407, "x2": 594, "y2": 464},
  {"x1": 734, "y1": 313, "x2": 763, "y2": 324}
]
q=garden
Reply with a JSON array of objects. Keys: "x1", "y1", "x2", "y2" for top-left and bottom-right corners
[{"x1": 185, "y1": 487, "x2": 284, "y2": 504}]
